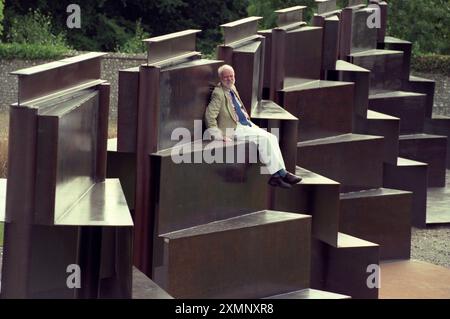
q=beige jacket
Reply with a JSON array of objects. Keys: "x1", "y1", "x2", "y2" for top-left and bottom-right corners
[{"x1": 204, "y1": 83, "x2": 251, "y2": 138}]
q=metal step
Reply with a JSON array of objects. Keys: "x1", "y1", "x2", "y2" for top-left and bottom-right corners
[
  {"x1": 298, "y1": 133, "x2": 384, "y2": 192},
  {"x1": 272, "y1": 166, "x2": 340, "y2": 246},
  {"x1": 399, "y1": 133, "x2": 447, "y2": 187},
  {"x1": 383, "y1": 157, "x2": 428, "y2": 228},
  {"x1": 340, "y1": 187, "x2": 412, "y2": 260},
  {"x1": 154, "y1": 210, "x2": 312, "y2": 299},
  {"x1": 369, "y1": 90, "x2": 427, "y2": 134}
]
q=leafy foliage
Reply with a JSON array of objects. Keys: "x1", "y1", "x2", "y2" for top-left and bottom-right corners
[
  {"x1": 247, "y1": 0, "x2": 316, "y2": 30},
  {"x1": 412, "y1": 54, "x2": 450, "y2": 74},
  {"x1": 0, "y1": 0, "x2": 448, "y2": 59},
  {"x1": 2, "y1": 0, "x2": 249, "y2": 55},
  {"x1": 387, "y1": 0, "x2": 450, "y2": 55},
  {"x1": 117, "y1": 19, "x2": 149, "y2": 53},
  {"x1": 0, "y1": 8, "x2": 71, "y2": 59},
  {"x1": 0, "y1": 0, "x2": 4, "y2": 38},
  {"x1": 6, "y1": 9, "x2": 69, "y2": 47},
  {"x1": 0, "y1": 42, "x2": 70, "y2": 59}
]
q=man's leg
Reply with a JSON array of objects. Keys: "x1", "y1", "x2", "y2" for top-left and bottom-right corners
[
  {"x1": 234, "y1": 125, "x2": 286, "y2": 175},
  {"x1": 234, "y1": 125, "x2": 302, "y2": 187}
]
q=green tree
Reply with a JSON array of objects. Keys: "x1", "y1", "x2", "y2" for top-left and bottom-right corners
[
  {"x1": 3, "y1": 0, "x2": 249, "y2": 53},
  {"x1": 0, "y1": 0, "x2": 4, "y2": 38},
  {"x1": 7, "y1": 9, "x2": 69, "y2": 47},
  {"x1": 247, "y1": 0, "x2": 316, "y2": 29},
  {"x1": 386, "y1": 0, "x2": 450, "y2": 55},
  {"x1": 0, "y1": 8, "x2": 71, "y2": 60},
  {"x1": 118, "y1": 19, "x2": 149, "y2": 53}
]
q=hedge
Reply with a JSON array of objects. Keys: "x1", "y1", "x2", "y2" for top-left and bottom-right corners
[
  {"x1": 0, "y1": 42, "x2": 72, "y2": 60},
  {"x1": 411, "y1": 54, "x2": 450, "y2": 75}
]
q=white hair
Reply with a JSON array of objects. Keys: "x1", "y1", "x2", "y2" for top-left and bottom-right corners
[{"x1": 218, "y1": 64, "x2": 234, "y2": 78}]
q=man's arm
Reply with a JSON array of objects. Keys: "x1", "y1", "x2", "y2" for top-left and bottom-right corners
[{"x1": 205, "y1": 89, "x2": 225, "y2": 140}]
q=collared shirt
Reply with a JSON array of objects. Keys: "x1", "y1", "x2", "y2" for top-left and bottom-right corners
[{"x1": 229, "y1": 90, "x2": 252, "y2": 127}]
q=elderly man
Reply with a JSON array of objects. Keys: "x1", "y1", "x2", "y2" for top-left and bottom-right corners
[{"x1": 205, "y1": 64, "x2": 301, "y2": 188}]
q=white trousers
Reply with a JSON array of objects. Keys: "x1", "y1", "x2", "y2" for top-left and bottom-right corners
[{"x1": 233, "y1": 123, "x2": 286, "y2": 175}]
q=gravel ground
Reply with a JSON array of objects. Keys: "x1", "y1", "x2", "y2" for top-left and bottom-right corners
[{"x1": 411, "y1": 226, "x2": 450, "y2": 268}]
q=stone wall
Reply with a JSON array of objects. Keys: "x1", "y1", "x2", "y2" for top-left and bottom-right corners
[
  {"x1": 0, "y1": 52, "x2": 147, "y2": 135},
  {"x1": 415, "y1": 72, "x2": 450, "y2": 116},
  {"x1": 0, "y1": 54, "x2": 449, "y2": 132}
]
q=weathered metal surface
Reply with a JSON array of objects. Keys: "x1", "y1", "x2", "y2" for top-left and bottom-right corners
[
  {"x1": 232, "y1": 40, "x2": 264, "y2": 113},
  {"x1": 2, "y1": 54, "x2": 133, "y2": 299},
  {"x1": 11, "y1": 52, "x2": 105, "y2": 104},
  {"x1": 311, "y1": 233, "x2": 379, "y2": 299},
  {"x1": 404, "y1": 75, "x2": 435, "y2": 118},
  {"x1": 117, "y1": 67, "x2": 140, "y2": 152},
  {"x1": 258, "y1": 30, "x2": 273, "y2": 95},
  {"x1": 338, "y1": 7, "x2": 354, "y2": 59},
  {"x1": 328, "y1": 60, "x2": 370, "y2": 120},
  {"x1": 34, "y1": 90, "x2": 99, "y2": 224},
  {"x1": 272, "y1": 166, "x2": 340, "y2": 246},
  {"x1": 340, "y1": 188, "x2": 412, "y2": 260},
  {"x1": 426, "y1": 169, "x2": 450, "y2": 225},
  {"x1": 150, "y1": 141, "x2": 269, "y2": 237},
  {"x1": 351, "y1": 8, "x2": 378, "y2": 53},
  {"x1": 135, "y1": 31, "x2": 236, "y2": 274},
  {"x1": 55, "y1": 179, "x2": 133, "y2": 226},
  {"x1": 425, "y1": 116, "x2": 450, "y2": 169},
  {"x1": 350, "y1": 49, "x2": 404, "y2": 92},
  {"x1": 132, "y1": 267, "x2": 174, "y2": 299},
  {"x1": 106, "y1": 148, "x2": 137, "y2": 213},
  {"x1": 283, "y1": 26, "x2": 323, "y2": 81},
  {"x1": 282, "y1": 80, "x2": 354, "y2": 141},
  {"x1": 221, "y1": 17, "x2": 262, "y2": 45},
  {"x1": 356, "y1": 110, "x2": 400, "y2": 165},
  {"x1": 321, "y1": 15, "x2": 340, "y2": 75},
  {"x1": 383, "y1": 158, "x2": 428, "y2": 228},
  {"x1": 383, "y1": 36, "x2": 412, "y2": 82},
  {"x1": 371, "y1": 0, "x2": 388, "y2": 42},
  {"x1": 143, "y1": 29, "x2": 201, "y2": 64},
  {"x1": 297, "y1": 133, "x2": 384, "y2": 192},
  {"x1": 156, "y1": 211, "x2": 311, "y2": 298},
  {"x1": 399, "y1": 134, "x2": 447, "y2": 187},
  {"x1": 369, "y1": 91, "x2": 427, "y2": 134},
  {"x1": 275, "y1": 6, "x2": 306, "y2": 27},
  {"x1": 158, "y1": 60, "x2": 223, "y2": 150}
]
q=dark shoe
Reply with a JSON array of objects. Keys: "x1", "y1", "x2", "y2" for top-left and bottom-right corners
[
  {"x1": 283, "y1": 172, "x2": 302, "y2": 185},
  {"x1": 268, "y1": 175, "x2": 292, "y2": 189}
]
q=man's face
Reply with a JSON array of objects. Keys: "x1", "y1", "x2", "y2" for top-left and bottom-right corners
[{"x1": 220, "y1": 68, "x2": 235, "y2": 89}]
